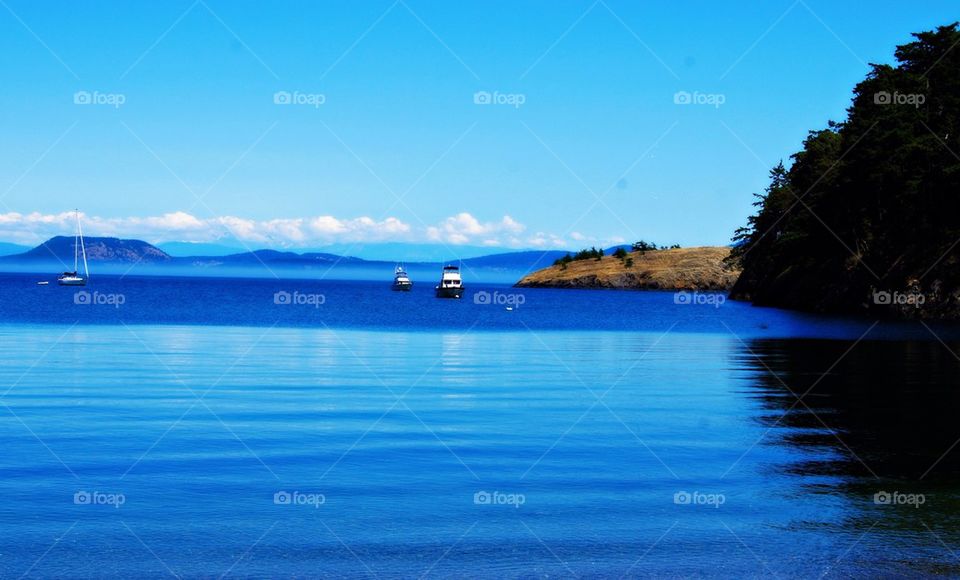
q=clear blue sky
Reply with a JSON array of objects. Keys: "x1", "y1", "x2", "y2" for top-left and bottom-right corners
[{"x1": 0, "y1": 1, "x2": 955, "y2": 249}]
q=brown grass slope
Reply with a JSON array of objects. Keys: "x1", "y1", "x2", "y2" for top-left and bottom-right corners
[{"x1": 515, "y1": 246, "x2": 740, "y2": 291}]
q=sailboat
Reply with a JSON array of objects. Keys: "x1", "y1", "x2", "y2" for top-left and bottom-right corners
[{"x1": 58, "y1": 210, "x2": 89, "y2": 286}]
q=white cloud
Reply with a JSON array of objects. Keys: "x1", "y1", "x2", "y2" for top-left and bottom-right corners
[
  {"x1": 426, "y1": 212, "x2": 528, "y2": 246},
  {"x1": 138, "y1": 211, "x2": 207, "y2": 232},
  {"x1": 527, "y1": 232, "x2": 567, "y2": 248},
  {"x1": 561, "y1": 231, "x2": 628, "y2": 248},
  {"x1": 0, "y1": 210, "x2": 576, "y2": 249},
  {"x1": 215, "y1": 216, "x2": 265, "y2": 242}
]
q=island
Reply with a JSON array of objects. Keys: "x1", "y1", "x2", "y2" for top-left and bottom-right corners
[
  {"x1": 515, "y1": 246, "x2": 739, "y2": 291},
  {"x1": 521, "y1": 22, "x2": 960, "y2": 321}
]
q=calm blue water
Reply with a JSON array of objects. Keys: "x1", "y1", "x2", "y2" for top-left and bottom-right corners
[
  {"x1": 0, "y1": 272, "x2": 950, "y2": 339},
  {"x1": 2, "y1": 273, "x2": 960, "y2": 578}
]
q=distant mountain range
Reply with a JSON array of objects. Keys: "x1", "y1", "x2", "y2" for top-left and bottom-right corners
[
  {"x1": 293, "y1": 242, "x2": 511, "y2": 262},
  {"x1": 156, "y1": 241, "x2": 245, "y2": 257},
  {"x1": 156, "y1": 241, "x2": 539, "y2": 262},
  {"x1": 0, "y1": 236, "x2": 584, "y2": 283}
]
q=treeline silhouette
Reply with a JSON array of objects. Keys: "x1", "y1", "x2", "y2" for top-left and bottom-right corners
[
  {"x1": 553, "y1": 241, "x2": 683, "y2": 269},
  {"x1": 729, "y1": 23, "x2": 960, "y2": 317},
  {"x1": 554, "y1": 246, "x2": 605, "y2": 267}
]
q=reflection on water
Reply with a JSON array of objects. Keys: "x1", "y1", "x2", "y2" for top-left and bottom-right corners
[
  {"x1": 740, "y1": 339, "x2": 960, "y2": 479},
  {"x1": 1, "y1": 325, "x2": 960, "y2": 577},
  {"x1": 735, "y1": 338, "x2": 960, "y2": 576}
]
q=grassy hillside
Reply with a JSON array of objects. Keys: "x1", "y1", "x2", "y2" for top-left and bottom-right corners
[{"x1": 515, "y1": 246, "x2": 739, "y2": 290}]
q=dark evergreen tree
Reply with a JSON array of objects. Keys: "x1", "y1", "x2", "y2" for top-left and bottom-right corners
[{"x1": 729, "y1": 23, "x2": 960, "y2": 317}]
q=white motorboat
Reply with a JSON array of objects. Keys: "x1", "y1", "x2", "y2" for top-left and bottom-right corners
[
  {"x1": 392, "y1": 264, "x2": 413, "y2": 291},
  {"x1": 435, "y1": 264, "x2": 464, "y2": 299}
]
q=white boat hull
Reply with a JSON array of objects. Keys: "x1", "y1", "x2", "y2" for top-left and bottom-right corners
[
  {"x1": 58, "y1": 276, "x2": 86, "y2": 286},
  {"x1": 435, "y1": 264, "x2": 464, "y2": 298}
]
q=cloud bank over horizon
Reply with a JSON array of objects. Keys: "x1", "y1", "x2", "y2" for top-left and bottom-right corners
[{"x1": 0, "y1": 211, "x2": 619, "y2": 250}]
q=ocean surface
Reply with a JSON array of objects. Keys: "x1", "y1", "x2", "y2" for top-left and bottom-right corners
[{"x1": 1, "y1": 273, "x2": 960, "y2": 578}]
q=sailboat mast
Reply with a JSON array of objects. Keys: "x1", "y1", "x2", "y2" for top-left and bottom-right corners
[
  {"x1": 73, "y1": 210, "x2": 79, "y2": 272},
  {"x1": 76, "y1": 210, "x2": 89, "y2": 278}
]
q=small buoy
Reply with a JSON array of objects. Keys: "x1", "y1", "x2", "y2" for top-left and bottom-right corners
[{"x1": 505, "y1": 306, "x2": 514, "y2": 311}]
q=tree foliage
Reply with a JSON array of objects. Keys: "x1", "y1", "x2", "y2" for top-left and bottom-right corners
[
  {"x1": 729, "y1": 23, "x2": 960, "y2": 315},
  {"x1": 632, "y1": 241, "x2": 657, "y2": 255},
  {"x1": 553, "y1": 247, "x2": 605, "y2": 266}
]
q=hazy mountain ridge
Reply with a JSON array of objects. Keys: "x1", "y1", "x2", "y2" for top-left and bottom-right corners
[
  {"x1": 157, "y1": 241, "x2": 245, "y2": 257},
  {"x1": 0, "y1": 237, "x2": 577, "y2": 282}
]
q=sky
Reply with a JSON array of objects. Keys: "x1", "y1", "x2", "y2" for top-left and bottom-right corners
[{"x1": 0, "y1": 1, "x2": 956, "y2": 251}]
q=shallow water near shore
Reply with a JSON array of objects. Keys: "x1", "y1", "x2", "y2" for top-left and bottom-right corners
[{"x1": 2, "y1": 275, "x2": 960, "y2": 577}]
